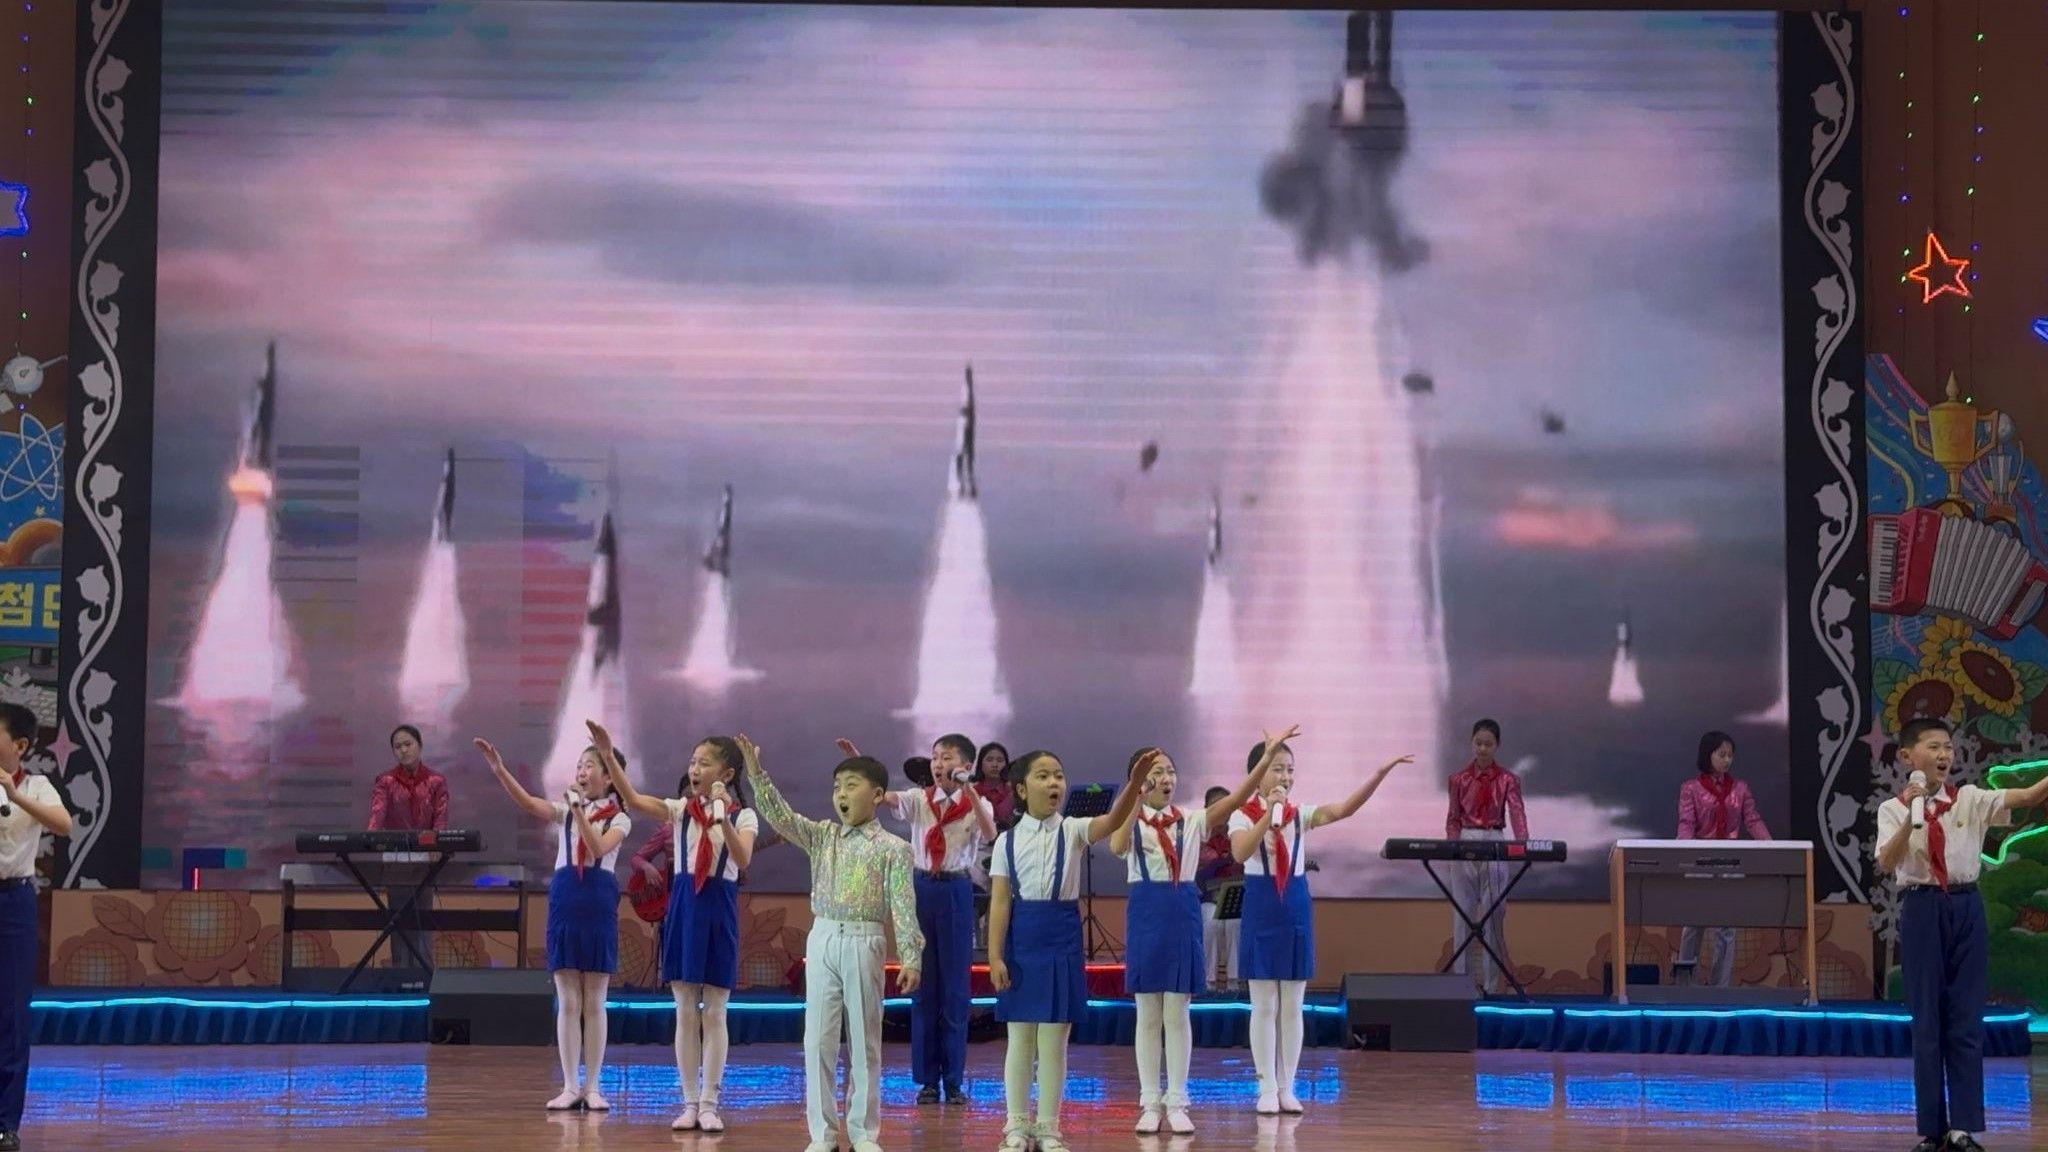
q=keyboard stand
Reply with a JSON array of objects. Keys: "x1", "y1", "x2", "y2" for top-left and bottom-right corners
[{"x1": 1413, "y1": 857, "x2": 1535, "y2": 1001}]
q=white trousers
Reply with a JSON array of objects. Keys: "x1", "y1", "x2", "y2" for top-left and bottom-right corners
[
  {"x1": 1675, "y1": 925, "x2": 1737, "y2": 987},
  {"x1": 1449, "y1": 828, "x2": 1510, "y2": 993},
  {"x1": 1201, "y1": 902, "x2": 1239, "y2": 985},
  {"x1": 804, "y1": 918, "x2": 887, "y2": 1147}
]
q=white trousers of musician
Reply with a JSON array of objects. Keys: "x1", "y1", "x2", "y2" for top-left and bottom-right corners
[
  {"x1": 803, "y1": 919, "x2": 887, "y2": 1148},
  {"x1": 1449, "y1": 828, "x2": 1510, "y2": 994},
  {"x1": 1200, "y1": 902, "x2": 1239, "y2": 986},
  {"x1": 1675, "y1": 925, "x2": 1737, "y2": 987}
]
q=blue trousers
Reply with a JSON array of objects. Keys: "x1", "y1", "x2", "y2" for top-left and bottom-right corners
[
  {"x1": 1899, "y1": 886, "x2": 1987, "y2": 1139},
  {"x1": 0, "y1": 882, "x2": 36, "y2": 1133},
  {"x1": 911, "y1": 873, "x2": 973, "y2": 1091}
]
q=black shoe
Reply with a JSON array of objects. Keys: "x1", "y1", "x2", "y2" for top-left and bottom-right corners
[
  {"x1": 1946, "y1": 1136, "x2": 1986, "y2": 1152},
  {"x1": 917, "y1": 1086, "x2": 940, "y2": 1105},
  {"x1": 944, "y1": 1085, "x2": 969, "y2": 1105},
  {"x1": 1909, "y1": 1140, "x2": 1944, "y2": 1152},
  {"x1": 0, "y1": 1131, "x2": 19, "y2": 1152}
]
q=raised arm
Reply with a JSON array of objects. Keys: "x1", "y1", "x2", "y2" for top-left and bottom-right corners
[
  {"x1": 2002, "y1": 771, "x2": 2048, "y2": 811},
  {"x1": 1204, "y1": 725, "x2": 1294, "y2": 829},
  {"x1": 589, "y1": 719, "x2": 669, "y2": 824},
  {"x1": 4, "y1": 777, "x2": 69, "y2": 838},
  {"x1": 707, "y1": 779, "x2": 758, "y2": 870},
  {"x1": 1231, "y1": 797, "x2": 1276, "y2": 863},
  {"x1": 1087, "y1": 751, "x2": 1157, "y2": 844},
  {"x1": 1310, "y1": 754, "x2": 1410, "y2": 829},
  {"x1": 738, "y1": 735, "x2": 824, "y2": 854},
  {"x1": 476, "y1": 738, "x2": 555, "y2": 821},
  {"x1": 1108, "y1": 786, "x2": 1144, "y2": 857}
]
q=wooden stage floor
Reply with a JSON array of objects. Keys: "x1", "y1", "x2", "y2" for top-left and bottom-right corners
[{"x1": 23, "y1": 1042, "x2": 2044, "y2": 1150}]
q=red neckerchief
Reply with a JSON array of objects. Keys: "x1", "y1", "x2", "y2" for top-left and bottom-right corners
[
  {"x1": 572, "y1": 799, "x2": 621, "y2": 876},
  {"x1": 684, "y1": 795, "x2": 723, "y2": 892},
  {"x1": 1698, "y1": 772, "x2": 1738, "y2": 838},
  {"x1": 7, "y1": 768, "x2": 23, "y2": 790},
  {"x1": 1140, "y1": 805, "x2": 1184, "y2": 877},
  {"x1": 1463, "y1": 762, "x2": 1506, "y2": 828},
  {"x1": 1923, "y1": 785, "x2": 1959, "y2": 888},
  {"x1": 922, "y1": 786, "x2": 975, "y2": 871},
  {"x1": 1240, "y1": 797, "x2": 1298, "y2": 895}
]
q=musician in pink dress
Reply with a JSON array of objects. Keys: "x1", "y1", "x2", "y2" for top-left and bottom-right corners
[
  {"x1": 1444, "y1": 719, "x2": 1527, "y2": 996},
  {"x1": 367, "y1": 724, "x2": 451, "y2": 969},
  {"x1": 1673, "y1": 730, "x2": 1770, "y2": 987}
]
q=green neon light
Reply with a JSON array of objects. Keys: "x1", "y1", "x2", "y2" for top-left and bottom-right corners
[{"x1": 1981, "y1": 759, "x2": 2048, "y2": 867}]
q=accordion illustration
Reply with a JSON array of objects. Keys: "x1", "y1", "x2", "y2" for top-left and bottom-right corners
[{"x1": 1869, "y1": 507, "x2": 2048, "y2": 641}]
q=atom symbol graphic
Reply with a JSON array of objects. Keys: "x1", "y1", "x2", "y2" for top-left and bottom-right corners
[{"x1": 0, "y1": 413, "x2": 63, "y2": 504}]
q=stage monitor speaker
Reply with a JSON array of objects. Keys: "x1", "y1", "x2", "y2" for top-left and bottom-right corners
[
  {"x1": 428, "y1": 967, "x2": 555, "y2": 1046},
  {"x1": 1342, "y1": 973, "x2": 1476, "y2": 1052}
]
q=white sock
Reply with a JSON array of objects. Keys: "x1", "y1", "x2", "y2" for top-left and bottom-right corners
[
  {"x1": 553, "y1": 971, "x2": 584, "y2": 1092},
  {"x1": 1162, "y1": 992, "x2": 1192, "y2": 1109},
  {"x1": 1134, "y1": 992, "x2": 1164, "y2": 1108},
  {"x1": 671, "y1": 982, "x2": 702, "y2": 1104},
  {"x1": 580, "y1": 972, "x2": 610, "y2": 1090},
  {"x1": 1035, "y1": 1022, "x2": 1071, "y2": 1132},
  {"x1": 1248, "y1": 980, "x2": 1279, "y2": 1097},
  {"x1": 700, "y1": 986, "x2": 731, "y2": 1105},
  {"x1": 1277, "y1": 980, "x2": 1306, "y2": 1096}
]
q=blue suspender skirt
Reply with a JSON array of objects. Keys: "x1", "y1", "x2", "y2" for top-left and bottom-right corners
[
  {"x1": 547, "y1": 810, "x2": 621, "y2": 974},
  {"x1": 1238, "y1": 810, "x2": 1314, "y2": 982},
  {"x1": 661, "y1": 836, "x2": 741, "y2": 989},
  {"x1": 997, "y1": 829, "x2": 1087, "y2": 1024},
  {"x1": 1124, "y1": 820, "x2": 1205, "y2": 995}
]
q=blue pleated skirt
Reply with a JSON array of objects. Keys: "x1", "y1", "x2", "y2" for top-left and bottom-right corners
[
  {"x1": 997, "y1": 899, "x2": 1086, "y2": 1024},
  {"x1": 1239, "y1": 875, "x2": 1314, "y2": 982},
  {"x1": 547, "y1": 865, "x2": 620, "y2": 974},
  {"x1": 1125, "y1": 881, "x2": 1205, "y2": 995},
  {"x1": 660, "y1": 874, "x2": 739, "y2": 988}
]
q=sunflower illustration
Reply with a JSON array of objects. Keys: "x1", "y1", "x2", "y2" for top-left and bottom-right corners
[
  {"x1": 1884, "y1": 668, "x2": 1965, "y2": 733},
  {"x1": 1949, "y1": 641, "x2": 2026, "y2": 716},
  {"x1": 1918, "y1": 616, "x2": 1975, "y2": 665}
]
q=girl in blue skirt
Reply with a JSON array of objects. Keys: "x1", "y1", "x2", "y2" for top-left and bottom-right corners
[
  {"x1": 599, "y1": 724, "x2": 756, "y2": 1133},
  {"x1": 1230, "y1": 737, "x2": 1408, "y2": 1116},
  {"x1": 988, "y1": 750, "x2": 1147, "y2": 1152},
  {"x1": 1109, "y1": 729, "x2": 1287, "y2": 1136},
  {"x1": 479, "y1": 735, "x2": 632, "y2": 1112}
]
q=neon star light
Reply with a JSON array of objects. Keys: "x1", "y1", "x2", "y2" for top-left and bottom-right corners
[
  {"x1": 1906, "y1": 231, "x2": 1971, "y2": 303},
  {"x1": 1981, "y1": 758, "x2": 2048, "y2": 866},
  {"x1": 0, "y1": 181, "x2": 26, "y2": 238}
]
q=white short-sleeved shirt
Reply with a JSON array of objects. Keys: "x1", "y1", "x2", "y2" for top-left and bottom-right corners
[
  {"x1": 1228, "y1": 803, "x2": 1319, "y2": 878},
  {"x1": 1878, "y1": 783, "x2": 2011, "y2": 888},
  {"x1": 662, "y1": 797, "x2": 758, "y2": 884},
  {"x1": 551, "y1": 798, "x2": 632, "y2": 872},
  {"x1": 0, "y1": 773, "x2": 58, "y2": 879},
  {"x1": 886, "y1": 786, "x2": 992, "y2": 873},
  {"x1": 1120, "y1": 806, "x2": 1209, "y2": 884},
  {"x1": 991, "y1": 813, "x2": 1093, "y2": 901}
]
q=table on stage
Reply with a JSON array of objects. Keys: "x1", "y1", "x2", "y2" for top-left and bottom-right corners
[{"x1": 1608, "y1": 838, "x2": 1818, "y2": 1005}]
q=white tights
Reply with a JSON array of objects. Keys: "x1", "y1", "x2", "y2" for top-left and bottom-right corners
[
  {"x1": 1133, "y1": 992, "x2": 1193, "y2": 1110},
  {"x1": 672, "y1": 982, "x2": 732, "y2": 1105},
  {"x1": 1003, "y1": 1022, "x2": 1072, "y2": 1136},
  {"x1": 1247, "y1": 979, "x2": 1305, "y2": 1100},
  {"x1": 553, "y1": 970, "x2": 611, "y2": 1095}
]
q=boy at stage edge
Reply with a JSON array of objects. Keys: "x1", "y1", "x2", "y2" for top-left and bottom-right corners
[
  {"x1": 743, "y1": 736, "x2": 923, "y2": 1152},
  {"x1": 1877, "y1": 717, "x2": 2048, "y2": 1152},
  {"x1": 0, "y1": 703, "x2": 71, "y2": 1152}
]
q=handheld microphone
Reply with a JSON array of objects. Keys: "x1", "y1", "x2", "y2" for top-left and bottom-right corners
[{"x1": 1908, "y1": 770, "x2": 1928, "y2": 830}]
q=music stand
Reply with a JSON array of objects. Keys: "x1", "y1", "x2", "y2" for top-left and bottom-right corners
[{"x1": 1063, "y1": 784, "x2": 1121, "y2": 961}]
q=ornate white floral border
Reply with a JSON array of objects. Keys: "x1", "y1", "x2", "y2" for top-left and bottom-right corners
[{"x1": 61, "y1": 0, "x2": 135, "y2": 887}]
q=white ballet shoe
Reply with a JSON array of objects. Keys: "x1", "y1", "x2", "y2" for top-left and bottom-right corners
[
  {"x1": 1255, "y1": 1090, "x2": 1279, "y2": 1115},
  {"x1": 1036, "y1": 1131, "x2": 1070, "y2": 1152},
  {"x1": 697, "y1": 1103, "x2": 725, "y2": 1132},
  {"x1": 997, "y1": 1122, "x2": 1033, "y2": 1151},
  {"x1": 1134, "y1": 1107, "x2": 1162, "y2": 1134},
  {"x1": 545, "y1": 1088, "x2": 581, "y2": 1111},
  {"x1": 1277, "y1": 1092, "x2": 1303, "y2": 1114},
  {"x1": 1166, "y1": 1108, "x2": 1194, "y2": 1135},
  {"x1": 581, "y1": 1089, "x2": 611, "y2": 1112},
  {"x1": 671, "y1": 1104, "x2": 698, "y2": 1131}
]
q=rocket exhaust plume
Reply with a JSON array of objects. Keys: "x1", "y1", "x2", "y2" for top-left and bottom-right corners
[
  {"x1": 903, "y1": 364, "x2": 1009, "y2": 736},
  {"x1": 1187, "y1": 492, "x2": 1239, "y2": 698},
  {"x1": 1738, "y1": 597, "x2": 1789, "y2": 725},
  {"x1": 397, "y1": 448, "x2": 470, "y2": 725},
  {"x1": 1607, "y1": 619, "x2": 1645, "y2": 707},
  {"x1": 543, "y1": 508, "x2": 632, "y2": 797},
  {"x1": 177, "y1": 341, "x2": 302, "y2": 716},
  {"x1": 677, "y1": 484, "x2": 763, "y2": 695}
]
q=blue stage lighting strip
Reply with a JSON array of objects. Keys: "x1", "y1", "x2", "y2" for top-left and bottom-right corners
[{"x1": 1475, "y1": 1004, "x2": 2033, "y2": 1026}]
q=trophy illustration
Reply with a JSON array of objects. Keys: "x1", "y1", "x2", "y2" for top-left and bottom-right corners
[
  {"x1": 1983, "y1": 412, "x2": 2025, "y2": 532},
  {"x1": 1909, "y1": 372, "x2": 2000, "y2": 518}
]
